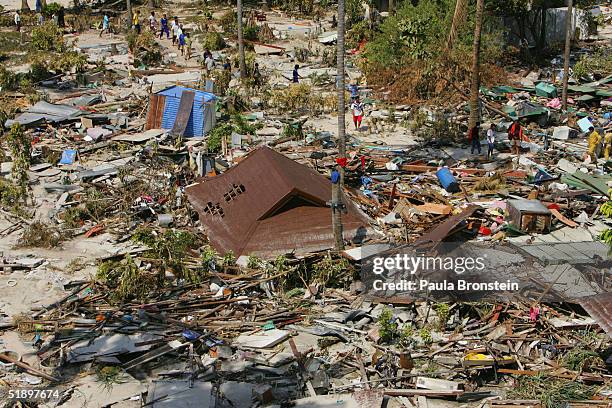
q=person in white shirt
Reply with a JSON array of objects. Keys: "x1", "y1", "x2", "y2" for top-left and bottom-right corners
[
  {"x1": 486, "y1": 123, "x2": 496, "y2": 159},
  {"x1": 175, "y1": 24, "x2": 183, "y2": 49},
  {"x1": 350, "y1": 97, "x2": 365, "y2": 130},
  {"x1": 205, "y1": 54, "x2": 215, "y2": 72},
  {"x1": 171, "y1": 17, "x2": 179, "y2": 45},
  {"x1": 14, "y1": 11, "x2": 21, "y2": 32}
]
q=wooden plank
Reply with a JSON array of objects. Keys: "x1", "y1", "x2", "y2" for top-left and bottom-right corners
[{"x1": 170, "y1": 91, "x2": 195, "y2": 137}]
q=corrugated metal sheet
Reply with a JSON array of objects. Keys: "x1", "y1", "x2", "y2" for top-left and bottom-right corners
[
  {"x1": 185, "y1": 146, "x2": 374, "y2": 258},
  {"x1": 155, "y1": 86, "x2": 216, "y2": 137},
  {"x1": 579, "y1": 293, "x2": 612, "y2": 338},
  {"x1": 145, "y1": 94, "x2": 165, "y2": 130}
]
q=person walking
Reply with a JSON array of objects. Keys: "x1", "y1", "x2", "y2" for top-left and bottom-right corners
[
  {"x1": 205, "y1": 52, "x2": 215, "y2": 73},
  {"x1": 184, "y1": 33, "x2": 192, "y2": 60},
  {"x1": 171, "y1": 17, "x2": 179, "y2": 45},
  {"x1": 350, "y1": 97, "x2": 365, "y2": 130},
  {"x1": 349, "y1": 82, "x2": 359, "y2": 102},
  {"x1": 292, "y1": 64, "x2": 301, "y2": 83},
  {"x1": 176, "y1": 24, "x2": 184, "y2": 49},
  {"x1": 14, "y1": 10, "x2": 21, "y2": 32},
  {"x1": 149, "y1": 11, "x2": 157, "y2": 33},
  {"x1": 508, "y1": 120, "x2": 522, "y2": 155},
  {"x1": 159, "y1": 14, "x2": 170, "y2": 39},
  {"x1": 99, "y1": 13, "x2": 110, "y2": 37},
  {"x1": 178, "y1": 29, "x2": 186, "y2": 55},
  {"x1": 253, "y1": 62, "x2": 262, "y2": 87},
  {"x1": 469, "y1": 122, "x2": 482, "y2": 155},
  {"x1": 486, "y1": 123, "x2": 495, "y2": 159},
  {"x1": 133, "y1": 10, "x2": 141, "y2": 34}
]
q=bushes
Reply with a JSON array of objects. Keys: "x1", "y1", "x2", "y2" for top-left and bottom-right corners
[
  {"x1": 200, "y1": 32, "x2": 225, "y2": 51},
  {"x1": 31, "y1": 22, "x2": 65, "y2": 52},
  {"x1": 219, "y1": 10, "x2": 236, "y2": 32}
]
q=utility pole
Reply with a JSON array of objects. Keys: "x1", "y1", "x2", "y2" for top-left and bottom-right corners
[
  {"x1": 468, "y1": 0, "x2": 485, "y2": 131},
  {"x1": 332, "y1": 0, "x2": 346, "y2": 251},
  {"x1": 237, "y1": 0, "x2": 246, "y2": 79},
  {"x1": 561, "y1": 0, "x2": 573, "y2": 111}
]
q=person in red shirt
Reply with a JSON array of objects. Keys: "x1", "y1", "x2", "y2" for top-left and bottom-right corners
[{"x1": 508, "y1": 120, "x2": 522, "y2": 155}]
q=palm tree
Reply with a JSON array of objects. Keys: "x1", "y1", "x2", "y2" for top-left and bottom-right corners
[
  {"x1": 332, "y1": 0, "x2": 345, "y2": 251},
  {"x1": 237, "y1": 0, "x2": 246, "y2": 79},
  {"x1": 561, "y1": 0, "x2": 573, "y2": 110},
  {"x1": 468, "y1": 0, "x2": 485, "y2": 131}
]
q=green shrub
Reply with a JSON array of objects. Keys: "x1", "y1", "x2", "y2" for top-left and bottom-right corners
[
  {"x1": 206, "y1": 123, "x2": 233, "y2": 153},
  {"x1": 219, "y1": 10, "x2": 236, "y2": 32},
  {"x1": 42, "y1": 2, "x2": 62, "y2": 17},
  {"x1": 31, "y1": 22, "x2": 65, "y2": 52},
  {"x1": 200, "y1": 32, "x2": 225, "y2": 51}
]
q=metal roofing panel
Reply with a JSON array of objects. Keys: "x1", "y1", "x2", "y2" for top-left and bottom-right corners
[
  {"x1": 579, "y1": 293, "x2": 612, "y2": 338},
  {"x1": 186, "y1": 146, "x2": 373, "y2": 257},
  {"x1": 161, "y1": 97, "x2": 178, "y2": 130}
]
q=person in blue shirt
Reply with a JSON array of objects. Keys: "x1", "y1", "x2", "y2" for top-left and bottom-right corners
[
  {"x1": 159, "y1": 14, "x2": 169, "y2": 39},
  {"x1": 179, "y1": 30, "x2": 186, "y2": 55},
  {"x1": 292, "y1": 64, "x2": 300, "y2": 83},
  {"x1": 349, "y1": 82, "x2": 359, "y2": 102},
  {"x1": 99, "y1": 13, "x2": 110, "y2": 37}
]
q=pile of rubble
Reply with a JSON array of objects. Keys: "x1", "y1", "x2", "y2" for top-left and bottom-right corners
[{"x1": 0, "y1": 2, "x2": 610, "y2": 408}]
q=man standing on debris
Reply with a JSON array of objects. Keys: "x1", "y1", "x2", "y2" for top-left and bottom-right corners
[
  {"x1": 486, "y1": 123, "x2": 495, "y2": 159},
  {"x1": 587, "y1": 126, "x2": 602, "y2": 161},
  {"x1": 508, "y1": 120, "x2": 522, "y2": 155},
  {"x1": 14, "y1": 10, "x2": 21, "y2": 32},
  {"x1": 159, "y1": 14, "x2": 170, "y2": 39},
  {"x1": 133, "y1": 10, "x2": 141, "y2": 34},
  {"x1": 469, "y1": 122, "x2": 482, "y2": 155},
  {"x1": 149, "y1": 11, "x2": 157, "y2": 33},
  {"x1": 350, "y1": 97, "x2": 365, "y2": 130}
]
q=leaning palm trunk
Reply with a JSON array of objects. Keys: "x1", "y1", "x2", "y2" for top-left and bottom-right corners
[
  {"x1": 468, "y1": 0, "x2": 485, "y2": 131},
  {"x1": 332, "y1": 0, "x2": 346, "y2": 251},
  {"x1": 447, "y1": 0, "x2": 469, "y2": 50}
]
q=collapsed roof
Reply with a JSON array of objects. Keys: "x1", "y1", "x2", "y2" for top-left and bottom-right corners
[{"x1": 186, "y1": 146, "x2": 374, "y2": 258}]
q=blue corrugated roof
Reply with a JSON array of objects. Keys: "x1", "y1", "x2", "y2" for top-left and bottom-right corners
[{"x1": 155, "y1": 86, "x2": 216, "y2": 137}]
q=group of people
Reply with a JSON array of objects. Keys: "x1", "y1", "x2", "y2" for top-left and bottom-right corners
[
  {"x1": 152, "y1": 13, "x2": 192, "y2": 59},
  {"x1": 468, "y1": 120, "x2": 526, "y2": 159},
  {"x1": 15, "y1": 7, "x2": 64, "y2": 31}
]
